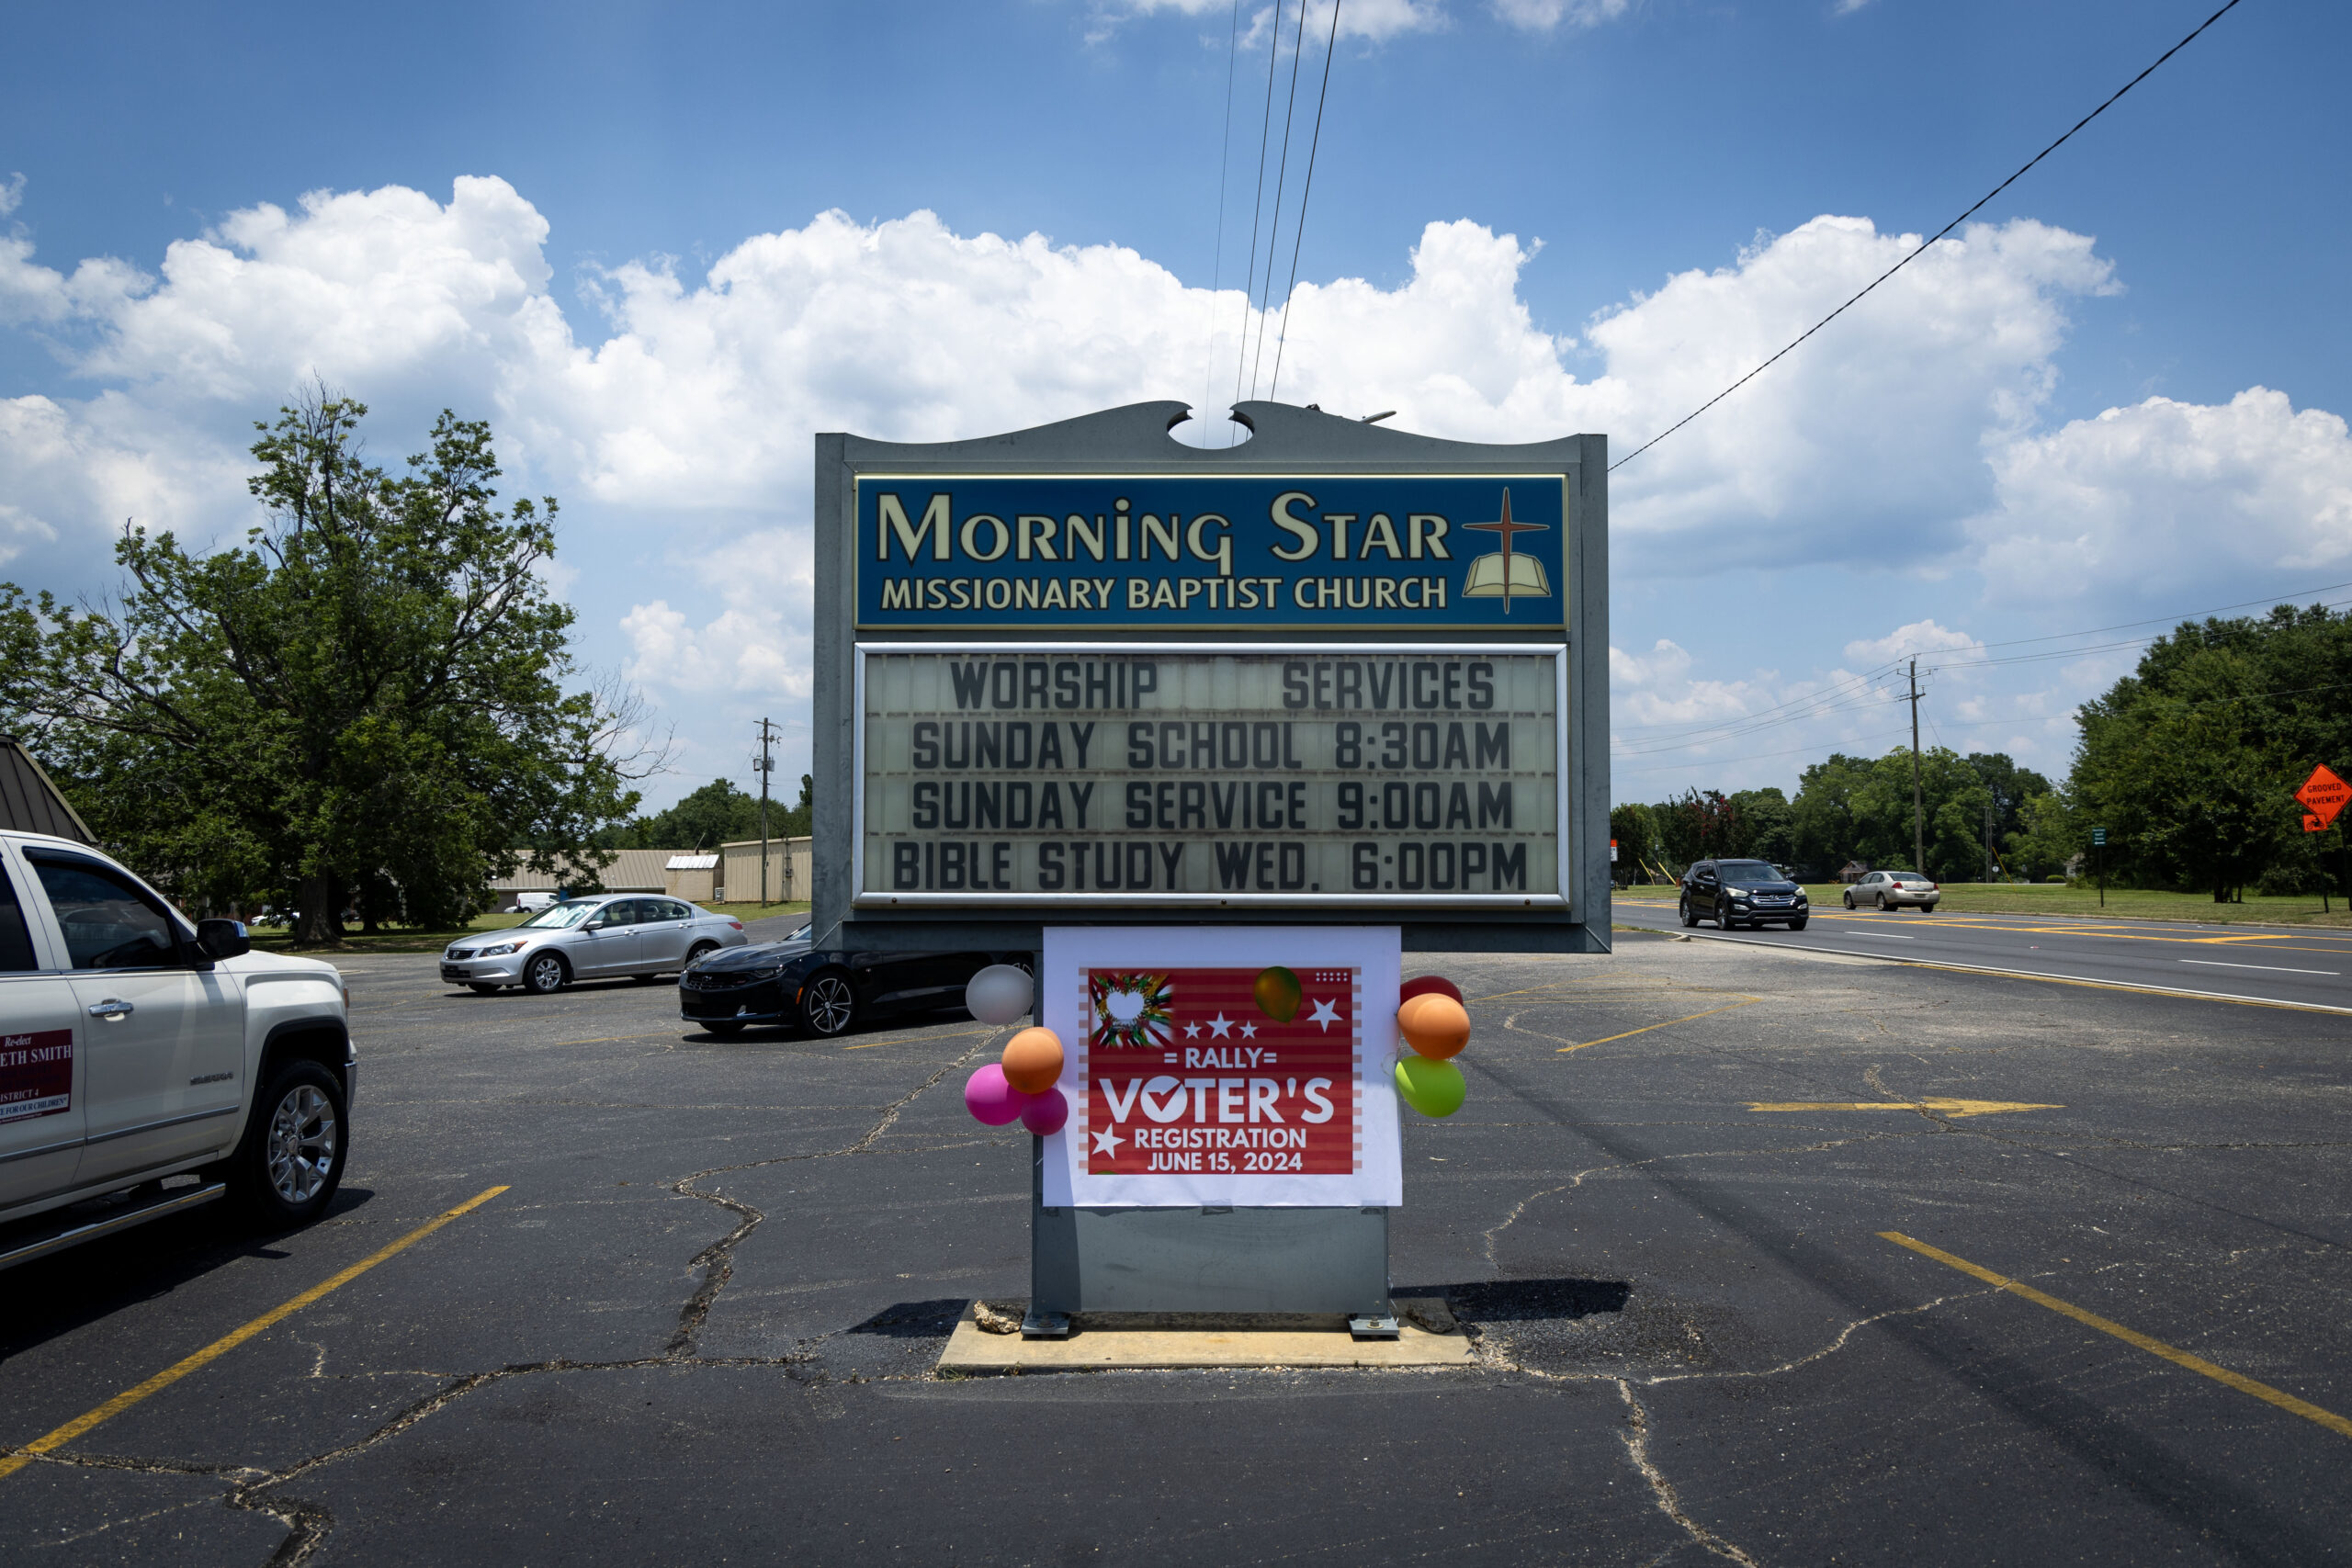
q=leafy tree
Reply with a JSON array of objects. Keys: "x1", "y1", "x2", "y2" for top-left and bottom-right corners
[
  {"x1": 1653, "y1": 788, "x2": 1742, "y2": 866},
  {"x1": 1962, "y1": 752, "x2": 2052, "y2": 860},
  {"x1": 606, "y1": 778, "x2": 763, "y2": 849},
  {"x1": 1609, "y1": 801, "x2": 1661, "y2": 882},
  {"x1": 779, "y1": 772, "x2": 813, "y2": 839},
  {"x1": 1790, "y1": 753, "x2": 1874, "y2": 875},
  {"x1": 1727, "y1": 787, "x2": 1794, "y2": 865},
  {"x1": 2073, "y1": 636, "x2": 2299, "y2": 900},
  {"x1": 0, "y1": 389, "x2": 654, "y2": 942},
  {"x1": 2009, "y1": 791, "x2": 2078, "y2": 882},
  {"x1": 1845, "y1": 747, "x2": 1991, "y2": 882}
]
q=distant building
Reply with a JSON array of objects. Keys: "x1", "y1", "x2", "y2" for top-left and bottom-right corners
[{"x1": 664, "y1": 853, "x2": 719, "y2": 902}]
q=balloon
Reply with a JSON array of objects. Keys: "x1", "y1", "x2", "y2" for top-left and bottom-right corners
[
  {"x1": 1254, "y1": 965, "x2": 1303, "y2": 1022},
  {"x1": 1019, "y1": 1086, "x2": 1070, "y2": 1134},
  {"x1": 1394, "y1": 1056, "x2": 1466, "y2": 1118},
  {"x1": 964, "y1": 1064, "x2": 1025, "y2": 1125},
  {"x1": 1400, "y1": 975, "x2": 1464, "y2": 1005},
  {"x1": 1001, "y1": 1026, "x2": 1065, "y2": 1093},
  {"x1": 965, "y1": 964, "x2": 1035, "y2": 1026},
  {"x1": 1396, "y1": 992, "x2": 1471, "y2": 1060}
]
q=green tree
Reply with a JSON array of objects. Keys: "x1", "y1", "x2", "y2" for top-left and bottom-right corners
[
  {"x1": 1727, "y1": 787, "x2": 1794, "y2": 865},
  {"x1": 1790, "y1": 752, "x2": 1873, "y2": 876},
  {"x1": 607, "y1": 778, "x2": 763, "y2": 849},
  {"x1": 2009, "y1": 791, "x2": 2077, "y2": 882},
  {"x1": 2073, "y1": 638, "x2": 2297, "y2": 900},
  {"x1": 1653, "y1": 788, "x2": 1742, "y2": 866},
  {"x1": 779, "y1": 772, "x2": 813, "y2": 839},
  {"x1": 0, "y1": 389, "x2": 652, "y2": 942},
  {"x1": 1846, "y1": 747, "x2": 1991, "y2": 882},
  {"x1": 1962, "y1": 752, "x2": 2053, "y2": 867},
  {"x1": 1609, "y1": 801, "x2": 1661, "y2": 882}
]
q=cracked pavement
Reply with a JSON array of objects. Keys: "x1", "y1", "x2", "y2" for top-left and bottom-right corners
[{"x1": 3, "y1": 919, "x2": 2346, "y2": 1564}]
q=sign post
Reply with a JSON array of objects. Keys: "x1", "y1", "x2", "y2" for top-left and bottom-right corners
[
  {"x1": 811, "y1": 400, "x2": 1607, "y2": 1327},
  {"x1": 2295, "y1": 764, "x2": 2349, "y2": 914},
  {"x1": 2092, "y1": 826, "x2": 2106, "y2": 907}
]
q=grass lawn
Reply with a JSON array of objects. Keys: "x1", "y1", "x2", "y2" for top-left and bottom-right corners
[
  {"x1": 250, "y1": 899, "x2": 813, "y2": 954},
  {"x1": 1617, "y1": 881, "x2": 2352, "y2": 927}
]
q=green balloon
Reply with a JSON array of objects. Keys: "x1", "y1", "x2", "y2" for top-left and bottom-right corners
[
  {"x1": 1394, "y1": 1056, "x2": 1466, "y2": 1118},
  {"x1": 1254, "y1": 965, "x2": 1303, "y2": 1023}
]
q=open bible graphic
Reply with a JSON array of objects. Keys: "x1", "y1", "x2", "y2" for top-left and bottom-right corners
[{"x1": 1461, "y1": 488, "x2": 1552, "y2": 609}]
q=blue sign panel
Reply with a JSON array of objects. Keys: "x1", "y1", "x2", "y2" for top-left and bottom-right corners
[{"x1": 853, "y1": 474, "x2": 1569, "y2": 630}]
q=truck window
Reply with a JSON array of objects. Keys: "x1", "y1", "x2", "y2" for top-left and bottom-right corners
[
  {"x1": 0, "y1": 863, "x2": 34, "y2": 971},
  {"x1": 26, "y1": 857, "x2": 183, "y2": 970}
]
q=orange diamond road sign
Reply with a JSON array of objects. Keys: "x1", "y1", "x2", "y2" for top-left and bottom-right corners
[{"x1": 2295, "y1": 764, "x2": 2350, "y2": 831}]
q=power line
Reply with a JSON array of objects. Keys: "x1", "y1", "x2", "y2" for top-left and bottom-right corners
[
  {"x1": 1200, "y1": 0, "x2": 1244, "y2": 429},
  {"x1": 1267, "y1": 0, "x2": 1343, "y2": 401},
  {"x1": 1608, "y1": 0, "x2": 2248, "y2": 476},
  {"x1": 1246, "y1": 0, "x2": 1315, "y2": 401},
  {"x1": 1229, "y1": 0, "x2": 1285, "y2": 443}
]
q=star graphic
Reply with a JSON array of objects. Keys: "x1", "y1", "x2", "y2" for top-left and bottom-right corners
[
  {"x1": 1183, "y1": 1021, "x2": 1201, "y2": 1038},
  {"x1": 1306, "y1": 997, "x2": 1341, "y2": 1032},
  {"x1": 1208, "y1": 1012, "x2": 1233, "y2": 1038},
  {"x1": 1091, "y1": 1128, "x2": 1124, "y2": 1156},
  {"x1": 1239, "y1": 1021, "x2": 1257, "y2": 1038}
]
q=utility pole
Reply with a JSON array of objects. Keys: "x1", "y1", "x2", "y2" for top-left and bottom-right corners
[
  {"x1": 755, "y1": 717, "x2": 776, "y2": 906},
  {"x1": 1908, "y1": 658, "x2": 1926, "y2": 876}
]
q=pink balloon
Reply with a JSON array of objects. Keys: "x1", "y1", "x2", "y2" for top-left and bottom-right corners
[
  {"x1": 1019, "y1": 1087, "x2": 1070, "y2": 1135},
  {"x1": 965, "y1": 1064, "x2": 1024, "y2": 1125}
]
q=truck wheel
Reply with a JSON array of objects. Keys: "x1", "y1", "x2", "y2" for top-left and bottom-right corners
[
  {"x1": 229, "y1": 1061, "x2": 347, "y2": 1226},
  {"x1": 523, "y1": 951, "x2": 569, "y2": 995}
]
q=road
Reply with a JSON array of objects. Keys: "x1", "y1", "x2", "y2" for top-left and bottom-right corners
[
  {"x1": 1614, "y1": 891, "x2": 2352, "y2": 1012},
  {"x1": 1, "y1": 919, "x2": 2346, "y2": 1564}
]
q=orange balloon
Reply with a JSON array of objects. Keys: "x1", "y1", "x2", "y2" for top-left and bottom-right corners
[
  {"x1": 1396, "y1": 992, "x2": 1470, "y2": 1060},
  {"x1": 1001, "y1": 1026, "x2": 1066, "y2": 1093}
]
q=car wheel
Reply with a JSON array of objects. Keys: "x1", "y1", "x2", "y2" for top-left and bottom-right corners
[
  {"x1": 1714, "y1": 898, "x2": 1733, "y2": 929},
  {"x1": 799, "y1": 971, "x2": 858, "y2": 1038},
  {"x1": 685, "y1": 941, "x2": 718, "y2": 966},
  {"x1": 226, "y1": 1060, "x2": 347, "y2": 1225},
  {"x1": 1679, "y1": 897, "x2": 1699, "y2": 928},
  {"x1": 704, "y1": 1020, "x2": 746, "y2": 1037},
  {"x1": 1789, "y1": 918, "x2": 1808, "y2": 931},
  {"x1": 1923, "y1": 902, "x2": 1938, "y2": 913},
  {"x1": 1842, "y1": 892, "x2": 1854, "y2": 909},
  {"x1": 469, "y1": 983, "x2": 501, "y2": 996},
  {"x1": 523, "y1": 951, "x2": 569, "y2": 995}
]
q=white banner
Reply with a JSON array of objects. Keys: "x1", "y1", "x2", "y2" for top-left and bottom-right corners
[{"x1": 1039, "y1": 925, "x2": 1402, "y2": 1208}]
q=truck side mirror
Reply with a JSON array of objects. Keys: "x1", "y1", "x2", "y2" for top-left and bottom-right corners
[{"x1": 197, "y1": 919, "x2": 251, "y2": 960}]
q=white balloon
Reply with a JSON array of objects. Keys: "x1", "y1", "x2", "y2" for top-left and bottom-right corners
[{"x1": 964, "y1": 964, "x2": 1035, "y2": 1025}]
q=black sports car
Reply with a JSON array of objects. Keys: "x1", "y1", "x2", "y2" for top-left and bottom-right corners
[{"x1": 679, "y1": 926, "x2": 1031, "y2": 1037}]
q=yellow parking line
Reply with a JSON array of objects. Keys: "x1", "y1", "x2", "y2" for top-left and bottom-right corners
[
  {"x1": 1555, "y1": 998, "x2": 1760, "y2": 1054},
  {"x1": 1880, "y1": 1231, "x2": 2352, "y2": 1440},
  {"x1": 0, "y1": 1185, "x2": 509, "y2": 1481}
]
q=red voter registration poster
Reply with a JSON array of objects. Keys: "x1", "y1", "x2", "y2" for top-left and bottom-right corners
[
  {"x1": 1042, "y1": 928, "x2": 1402, "y2": 1208},
  {"x1": 0, "y1": 1028, "x2": 74, "y2": 1123}
]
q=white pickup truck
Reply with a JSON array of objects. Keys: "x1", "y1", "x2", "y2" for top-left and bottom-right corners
[{"x1": 0, "y1": 829, "x2": 355, "y2": 1269}]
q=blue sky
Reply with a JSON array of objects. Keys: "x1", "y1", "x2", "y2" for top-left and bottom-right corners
[{"x1": 4, "y1": 0, "x2": 2346, "y2": 812}]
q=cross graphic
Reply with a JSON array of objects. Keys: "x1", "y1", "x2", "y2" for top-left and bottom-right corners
[{"x1": 1463, "y1": 488, "x2": 1548, "y2": 614}]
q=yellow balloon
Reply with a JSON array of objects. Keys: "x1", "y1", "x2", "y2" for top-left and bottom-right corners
[{"x1": 1254, "y1": 965, "x2": 1303, "y2": 1023}]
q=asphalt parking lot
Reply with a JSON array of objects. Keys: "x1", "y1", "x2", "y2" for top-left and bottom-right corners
[{"x1": 4, "y1": 919, "x2": 2347, "y2": 1565}]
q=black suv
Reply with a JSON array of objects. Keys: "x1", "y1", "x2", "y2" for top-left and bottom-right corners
[{"x1": 1679, "y1": 859, "x2": 1809, "y2": 930}]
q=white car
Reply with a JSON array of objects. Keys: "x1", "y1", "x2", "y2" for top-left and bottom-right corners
[
  {"x1": 1, "y1": 830, "x2": 354, "y2": 1269},
  {"x1": 440, "y1": 894, "x2": 750, "y2": 995}
]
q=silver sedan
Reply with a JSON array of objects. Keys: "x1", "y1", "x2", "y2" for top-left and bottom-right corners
[
  {"x1": 440, "y1": 895, "x2": 751, "y2": 995},
  {"x1": 1842, "y1": 870, "x2": 1940, "y2": 912}
]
